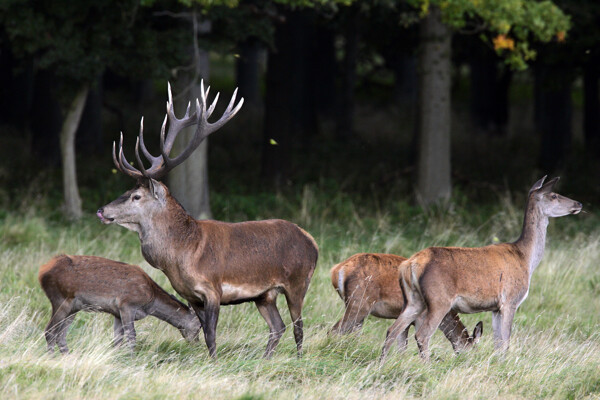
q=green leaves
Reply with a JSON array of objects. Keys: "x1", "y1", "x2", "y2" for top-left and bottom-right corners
[{"x1": 408, "y1": 0, "x2": 571, "y2": 70}]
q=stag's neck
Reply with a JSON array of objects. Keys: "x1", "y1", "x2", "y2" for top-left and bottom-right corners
[
  {"x1": 514, "y1": 200, "x2": 549, "y2": 277},
  {"x1": 146, "y1": 289, "x2": 194, "y2": 331},
  {"x1": 138, "y1": 198, "x2": 201, "y2": 271}
]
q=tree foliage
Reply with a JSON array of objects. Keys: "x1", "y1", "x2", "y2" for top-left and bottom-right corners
[
  {"x1": 0, "y1": 0, "x2": 189, "y2": 101},
  {"x1": 396, "y1": 0, "x2": 570, "y2": 70}
]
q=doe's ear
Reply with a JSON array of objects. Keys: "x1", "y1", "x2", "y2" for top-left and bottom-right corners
[
  {"x1": 529, "y1": 175, "x2": 547, "y2": 195},
  {"x1": 539, "y1": 176, "x2": 560, "y2": 194},
  {"x1": 148, "y1": 178, "x2": 167, "y2": 202}
]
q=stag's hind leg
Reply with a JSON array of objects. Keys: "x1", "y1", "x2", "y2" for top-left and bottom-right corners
[
  {"x1": 283, "y1": 289, "x2": 308, "y2": 357},
  {"x1": 255, "y1": 290, "x2": 286, "y2": 359}
]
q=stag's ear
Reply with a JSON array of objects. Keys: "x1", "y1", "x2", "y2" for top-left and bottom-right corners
[
  {"x1": 148, "y1": 178, "x2": 167, "y2": 202},
  {"x1": 539, "y1": 176, "x2": 560, "y2": 193},
  {"x1": 529, "y1": 175, "x2": 547, "y2": 195}
]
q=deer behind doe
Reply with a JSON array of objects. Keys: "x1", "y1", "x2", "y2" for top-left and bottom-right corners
[{"x1": 331, "y1": 253, "x2": 482, "y2": 353}]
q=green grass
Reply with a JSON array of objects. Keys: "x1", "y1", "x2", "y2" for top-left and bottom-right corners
[{"x1": 1, "y1": 183, "x2": 600, "y2": 399}]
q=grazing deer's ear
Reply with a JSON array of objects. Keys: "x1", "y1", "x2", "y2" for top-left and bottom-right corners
[
  {"x1": 529, "y1": 175, "x2": 547, "y2": 194},
  {"x1": 539, "y1": 176, "x2": 560, "y2": 193},
  {"x1": 473, "y1": 321, "x2": 483, "y2": 343},
  {"x1": 148, "y1": 178, "x2": 167, "y2": 202}
]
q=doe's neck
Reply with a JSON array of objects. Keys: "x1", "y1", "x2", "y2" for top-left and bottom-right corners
[{"x1": 515, "y1": 198, "x2": 549, "y2": 276}]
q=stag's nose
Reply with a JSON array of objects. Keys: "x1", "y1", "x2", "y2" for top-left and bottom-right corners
[{"x1": 576, "y1": 202, "x2": 583, "y2": 208}]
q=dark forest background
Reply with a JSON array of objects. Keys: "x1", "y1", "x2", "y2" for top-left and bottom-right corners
[{"x1": 0, "y1": 0, "x2": 598, "y2": 220}]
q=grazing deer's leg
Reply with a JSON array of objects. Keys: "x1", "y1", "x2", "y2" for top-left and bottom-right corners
[
  {"x1": 45, "y1": 299, "x2": 74, "y2": 354},
  {"x1": 439, "y1": 310, "x2": 469, "y2": 353},
  {"x1": 283, "y1": 291, "x2": 305, "y2": 357},
  {"x1": 255, "y1": 291, "x2": 286, "y2": 359},
  {"x1": 331, "y1": 298, "x2": 372, "y2": 335},
  {"x1": 113, "y1": 316, "x2": 124, "y2": 347},
  {"x1": 56, "y1": 313, "x2": 76, "y2": 354},
  {"x1": 119, "y1": 308, "x2": 137, "y2": 352},
  {"x1": 414, "y1": 304, "x2": 452, "y2": 361}
]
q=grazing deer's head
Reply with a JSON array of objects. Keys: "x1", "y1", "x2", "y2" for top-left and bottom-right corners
[
  {"x1": 528, "y1": 176, "x2": 582, "y2": 218},
  {"x1": 97, "y1": 81, "x2": 243, "y2": 230}
]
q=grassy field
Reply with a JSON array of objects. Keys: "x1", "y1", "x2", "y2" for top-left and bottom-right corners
[{"x1": 1, "y1": 181, "x2": 599, "y2": 399}]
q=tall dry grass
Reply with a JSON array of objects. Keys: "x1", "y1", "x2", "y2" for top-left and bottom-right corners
[{"x1": 1, "y1": 186, "x2": 599, "y2": 399}]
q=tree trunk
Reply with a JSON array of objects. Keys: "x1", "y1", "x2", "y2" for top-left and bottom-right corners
[
  {"x1": 336, "y1": 5, "x2": 359, "y2": 140},
  {"x1": 60, "y1": 85, "x2": 89, "y2": 219},
  {"x1": 416, "y1": 7, "x2": 452, "y2": 205},
  {"x1": 535, "y1": 63, "x2": 573, "y2": 172},
  {"x1": 169, "y1": 18, "x2": 212, "y2": 220},
  {"x1": 583, "y1": 56, "x2": 600, "y2": 157},
  {"x1": 76, "y1": 75, "x2": 104, "y2": 155}
]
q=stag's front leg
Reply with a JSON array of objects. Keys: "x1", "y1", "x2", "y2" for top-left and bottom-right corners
[{"x1": 196, "y1": 291, "x2": 220, "y2": 359}]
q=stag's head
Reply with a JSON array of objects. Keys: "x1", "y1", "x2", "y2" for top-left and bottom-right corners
[
  {"x1": 97, "y1": 82, "x2": 243, "y2": 231},
  {"x1": 528, "y1": 176, "x2": 582, "y2": 218}
]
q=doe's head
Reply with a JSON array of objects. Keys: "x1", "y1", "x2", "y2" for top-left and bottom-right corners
[{"x1": 528, "y1": 176, "x2": 582, "y2": 218}]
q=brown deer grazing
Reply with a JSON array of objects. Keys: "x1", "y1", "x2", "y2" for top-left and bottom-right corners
[
  {"x1": 39, "y1": 255, "x2": 201, "y2": 353},
  {"x1": 97, "y1": 82, "x2": 318, "y2": 358},
  {"x1": 330, "y1": 253, "x2": 482, "y2": 353},
  {"x1": 380, "y1": 176, "x2": 582, "y2": 362}
]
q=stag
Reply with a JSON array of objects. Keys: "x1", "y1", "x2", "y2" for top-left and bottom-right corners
[
  {"x1": 330, "y1": 253, "x2": 482, "y2": 353},
  {"x1": 97, "y1": 83, "x2": 318, "y2": 358},
  {"x1": 39, "y1": 255, "x2": 201, "y2": 353},
  {"x1": 380, "y1": 177, "x2": 582, "y2": 362}
]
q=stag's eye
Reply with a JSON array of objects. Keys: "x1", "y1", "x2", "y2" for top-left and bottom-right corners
[
  {"x1": 551, "y1": 194, "x2": 557, "y2": 200},
  {"x1": 132, "y1": 195, "x2": 141, "y2": 201}
]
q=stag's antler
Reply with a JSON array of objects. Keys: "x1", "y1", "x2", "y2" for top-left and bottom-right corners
[{"x1": 113, "y1": 81, "x2": 244, "y2": 180}]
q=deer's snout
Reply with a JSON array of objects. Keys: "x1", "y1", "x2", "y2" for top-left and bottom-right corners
[
  {"x1": 571, "y1": 202, "x2": 583, "y2": 214},
  {"x1": 96, "y1": 208, "x2": 114, "y2": 224}
]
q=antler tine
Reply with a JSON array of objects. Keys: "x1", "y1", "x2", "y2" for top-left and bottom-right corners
[
  {"x1": 204, "y1": 88, "x2": 244, "y2": 134},
  {"x1": 161, "y1": 87, "x2": 243, "y2": 171},
  {"x1": 206, "y1": 92, "x2": 220, "y2": 119},
  {"x1": 118, "y1": 137, "x2": 144, "y2": 179},
  {"x1": 113, "y1": 82, "x2": 242, "y2": 181},
  {"x1": 160, "y1": 84, "x2": 198, "y2": 157},
  {"x1": 137, "y1": 116, "x2": 161, "y2": 166},
  {"x1": 112, "y1": 133, "x2": 142, "y2": 179},
  {"x1": 112, "y1": 141, "x2": 124, "y2": 174}
]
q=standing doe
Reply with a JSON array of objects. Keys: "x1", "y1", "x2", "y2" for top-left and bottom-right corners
[
  {"x1": 97, "y1": 83, "x2": 318, "y2": 358},
  {"x1": 39, "y1": 255, "x2": 201, "y2": 353},
  {"x1": 331, "y1": 253, "x2": 482, "y2": 353},
  {"x1": 380, "y1": 176, "x2": 582, "y2": 361}
]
